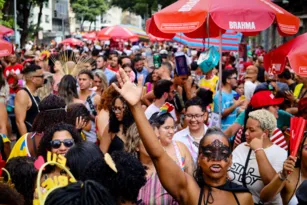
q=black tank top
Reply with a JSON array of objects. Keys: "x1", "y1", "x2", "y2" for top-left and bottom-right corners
[
  {"x1": 23, "y1": 88, "x2": 40, "y2": 132},
  {"x1": 108, "y1": 135, "x2": 124, "y2": 154},
  {"x1": 197, "y1": 186, "x2": 240, "y2": 205}
]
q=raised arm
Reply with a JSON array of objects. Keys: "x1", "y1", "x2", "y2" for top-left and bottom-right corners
[
  {"x1": 112, "y1": 69, "x2": 193, "y2": 201},
  {"x1": 141, "y1": 90, "x2": 155, "y2": 106},
  {"x1": 99, "y1": 125, "x2": 112, "y2": 154},
  {"x1": 260, "y1": 156, "x2": 296, "y2": 203}
]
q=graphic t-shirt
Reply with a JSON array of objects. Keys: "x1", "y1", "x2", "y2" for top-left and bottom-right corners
[
  {"x1": 228, "y1": 143, "x2": 287, "y2": 205},
  {"x1": 4, "y1": 64, "x2": 23, "y2": 94}
]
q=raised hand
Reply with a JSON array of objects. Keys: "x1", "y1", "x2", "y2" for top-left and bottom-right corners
[
  {"x1": 245, "y1": 133, "x2": 264, "y2": 150},
  {"x1": 282, "y1": 156, "x2": 296, "y2": 178},
  {"x1": 112, "y1": 68, "x2": 144, "y2": 106}
]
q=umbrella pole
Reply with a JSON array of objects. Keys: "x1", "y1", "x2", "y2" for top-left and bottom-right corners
[{"x1": 218, "y1": 29, "x2": 222, "y2": 128}]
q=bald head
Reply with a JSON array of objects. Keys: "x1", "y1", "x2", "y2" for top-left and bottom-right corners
[{"x1": 245, "y1": 65, "x2": 258, "y2": 82}]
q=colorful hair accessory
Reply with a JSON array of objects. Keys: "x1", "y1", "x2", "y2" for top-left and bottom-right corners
[
  {"x1": 104, "y1": 153, "x2": 117, "y2": 173},
  {"x1": 158, "y1": 102, "x2": 174, "y2": 116},
  {"x1": 33, "y1": 152, "x2": 77, "y2": 205}
]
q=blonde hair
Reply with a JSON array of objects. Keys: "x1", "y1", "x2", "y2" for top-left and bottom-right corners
[
  {"x1": 125, "y1": 123, "x2": 141, "y2": 157},
  {"x1": 248, "y1": 109, "x2": 276, "y2": 135},
  {"x1": 94, "y1": 70, "x2": 108, "y2": 91}
]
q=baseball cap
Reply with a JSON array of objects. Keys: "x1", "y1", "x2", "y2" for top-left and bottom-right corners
[{"x1": 250, "y1": 90, "x2": 284, "y2": 109}]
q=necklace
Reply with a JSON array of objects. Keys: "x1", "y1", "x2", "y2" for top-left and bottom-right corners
[{"x1": 25, "y1": 86, "x2": 40, "y2": 112}]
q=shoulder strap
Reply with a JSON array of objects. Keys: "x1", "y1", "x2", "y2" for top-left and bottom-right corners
[
  {"x1": 86, "y1": 95, "x2": 97, "y2": 116},
  {"x1": 232, "y1": 192, "x2": 240, "y2": 205},
  {"x1": 242, "y1": 148, "x2": 252, "y2": 188},
  {"x1": 198, "y1": 186, "x2": 204, "y2": 205},
  {"x1": 173, "y1": 141, "x2": 184, "y2": 168}
]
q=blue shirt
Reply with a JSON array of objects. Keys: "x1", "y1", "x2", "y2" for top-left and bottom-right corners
[
  {"x1": 136, "y1": 68, "x2": 148, "y2": 85},
  {"x1": 213, "y1": 90, "x2": 237, "y2": 131},
  {"x1": 103, "y1": 68, "x2": 116, "y2": 85}
]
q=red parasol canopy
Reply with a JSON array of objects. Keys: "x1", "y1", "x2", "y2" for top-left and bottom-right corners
[
  {"x1": 0, "y1": 39, "x2": 13, "y2": 57},
  {"x1": 264, "y1": 33, "x2": 307, "y2": 77},
  {"x1": 60, "y1": 38, "x2": 84, "y2": 46},
  {"x1": 147, "y1": 0, "x2": 300, "y2": 38},
  {"x1": 97, "y1": 25, "x2": 139, "y2": 42},
  {"x1": 0, "y1": 25, "x2": 14, "y2": 36},
  {"x1": 82, "y1": 32, "x2": 97, "y2": 41},
  {"x1": 148, "y1": 34, "x2": 171, "y2": 42}
]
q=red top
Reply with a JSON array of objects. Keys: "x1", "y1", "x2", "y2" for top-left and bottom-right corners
[{"x1": 4, "y1": 64, "x2": 23, "y2": 94}]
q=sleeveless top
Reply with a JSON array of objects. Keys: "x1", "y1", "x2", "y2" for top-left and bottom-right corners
[
  {"x1": 23, "y1": 88, "x2": 40, "y2": 132},
  {"x1": 137, "y1": 141, "x2": 184, "y2": 205},
  {"x1": 108, "y1": 135, "x2": 124, "y2": 154},
  {"x1": 198, "y1": 186, "x2": 240, "y2": 205}
]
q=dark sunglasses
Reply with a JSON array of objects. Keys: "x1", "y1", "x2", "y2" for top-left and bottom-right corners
[{"x1": 50, "y1": 139, "x2": 74, "y2": 149}]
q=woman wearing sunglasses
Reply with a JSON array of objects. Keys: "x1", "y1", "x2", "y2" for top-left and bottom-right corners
[
  {"x1": 37, "y1": 123, "x2": 83, "y2": 176},
  {"x1": 100, "y1": 96, "x2": 134, "y2": 154}
]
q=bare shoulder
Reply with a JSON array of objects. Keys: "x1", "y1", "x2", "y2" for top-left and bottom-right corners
[
  {"x1": 236, "y1": 192, "x2": 254, "y2": 205},
  {"x1": 16, "y1": 89, "x2": 28, "y2": 98},
  {"x1": 176, "y1": 141, "x2": 189, "y2": 152},
  {"x1": 73, "y1": 98, "x2": 84, "y2": 104},
  {"x1": 15, "y1": 89, "x2": 30, "y2": 103}
]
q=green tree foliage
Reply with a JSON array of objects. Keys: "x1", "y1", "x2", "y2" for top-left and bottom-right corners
[
  {"x1": 111, "y1": 0, "x2": 176, "y2": 17},
  {"x1": 71, "y1": 0, "x2": 108, "y2": 31}
]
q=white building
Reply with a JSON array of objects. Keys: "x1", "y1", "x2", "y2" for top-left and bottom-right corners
[{"x1": 29, "y1": 1, "x2": 143, "y2": 43}]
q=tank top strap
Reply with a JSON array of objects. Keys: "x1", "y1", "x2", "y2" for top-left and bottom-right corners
[
  {"x1": 173, "y1": 141, "x2": 185, "y2": 170},
  {"x1": 232, "y1": 192, "x2": 240, "y2": 205},
  {"x1": 198, "y1": 186, "x2": 204, "y2": 205}
]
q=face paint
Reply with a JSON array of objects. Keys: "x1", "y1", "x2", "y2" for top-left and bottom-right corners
[{"x1": 200, "y1": 139, "x2": 231, "y2": 162}]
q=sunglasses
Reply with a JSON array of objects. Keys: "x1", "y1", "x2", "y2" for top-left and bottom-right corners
[
  {"x1": 33, "y1": 75, "x2": 44, "y2": 78},
  {"x1": 50, "y1": 139, "x2": 74, "y2": 149}
]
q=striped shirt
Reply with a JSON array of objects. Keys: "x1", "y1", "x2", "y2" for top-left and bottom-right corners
[{"x1": 234, "y1": 127, "x2": 288, "y2": 150}]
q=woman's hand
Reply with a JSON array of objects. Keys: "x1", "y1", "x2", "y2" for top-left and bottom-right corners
[
  {"x1": 282, "y1": 156, "x2": 297, "y2": 178},
  {"x1": 75, "y1": 116, "x2": 87, "y2": 130},
  {"x1": 112, "y1": 68, "x2": 143, "y2": 106},
  {"x1": 245, "y1": 133, "x2": 264, "y2": 150}
]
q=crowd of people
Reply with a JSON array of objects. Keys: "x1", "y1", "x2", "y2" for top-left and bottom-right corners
[{"x1": 0, "y1": 40, "x2": 307, "y2": 205}]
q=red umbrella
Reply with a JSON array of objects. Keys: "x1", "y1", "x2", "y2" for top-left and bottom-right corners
[
  {"x1": 0, "y1": 39, "x2": 13, "y2": 57},
  {"x1": 82, "y1": 32, "x2": 97, "y2": 41},
  {"x1": 148, "y1": 34, "x2": 171, "y2": 42},
  {"x1": 147, "y1": 0, "x2": 299, "y2": 38},
  {"x1": 60, "y1": 38, "x2": 84, "y2": 46},
  {"x1": 97, "y1": 25, "x2": 139, "y2": 42},
  {"x1": 264, "y1": 33, "x2": 307, "y2": 77},
  {"x1": 0, "y1": 25, "x2": 14, "y2": 36}
]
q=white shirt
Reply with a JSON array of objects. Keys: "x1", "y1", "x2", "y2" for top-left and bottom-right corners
[
  {"x1": 244, "y1": 80, "x2": 257, "y2": 101},
  {"x1": 145, "y1": 103, "x2": 177, "y2": 121},
  {"x1": 173, "y1": 124, "x2": 208, "y2": 164},
  {"x1": 228, "y1": 143, "x2": 287, "y2": 205}
]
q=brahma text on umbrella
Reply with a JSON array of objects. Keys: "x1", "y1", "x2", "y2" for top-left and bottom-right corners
[
  {"x1": 229, "y1": 22, "x2": 256, "y2": 30},
  {"x1": 178, "y1": 0, "x2": 200, "y2": 12}
]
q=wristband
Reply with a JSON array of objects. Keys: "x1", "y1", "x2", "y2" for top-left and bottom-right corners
[
  {"x1": 254, "y1": 148, "x2": 264, "y2": 153},
  {"x1": 278, "y1": 171, "x2": 288, "y2": 181}
]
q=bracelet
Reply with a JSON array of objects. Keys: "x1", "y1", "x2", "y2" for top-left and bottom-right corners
[
  {"x1": 254, "y1": 148, "x2": 264, "y2": 153},
  {"x1": 278, "y1": 171, "x2": 288, "y2": 181}
]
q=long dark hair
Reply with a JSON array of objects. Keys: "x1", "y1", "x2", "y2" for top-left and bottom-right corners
[
  {"x1": 58, "y1": 75, "x2": 79, "y2": 105},
  {"x1": 108, "y1": 96, "x2": 134, "y2": 134}
]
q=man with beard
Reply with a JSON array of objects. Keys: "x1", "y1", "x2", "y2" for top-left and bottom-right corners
[
  {"x1": 15, "y1": 64, "x2": 44, "y2": 135},
  {"x1": 145, "y1": 79, "x2": 177, "y2": 121},
  {"x1": 213, "y1": 69, "x2": 244, "y2": 131}
]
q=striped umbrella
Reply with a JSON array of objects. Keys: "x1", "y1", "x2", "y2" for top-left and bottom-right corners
[
  {"x1": 120, "y1": 24, "x2": 149, "y2": 40},
  {"x1": 173, "y1": 30, "x2": 243, "y2": 52}
]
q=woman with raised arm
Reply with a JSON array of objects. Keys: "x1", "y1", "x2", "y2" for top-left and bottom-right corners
[
  {"x1": 260, "y1": 135, "x2": 307, "y2": 204},
  {"x1": 112, "y1": 69, "x2": 253, "y2": 205}
]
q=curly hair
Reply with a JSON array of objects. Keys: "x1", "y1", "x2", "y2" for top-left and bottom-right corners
[
  {"x1": 248, "y1": 109, "x2": 277, "y2": 135},
  {"x1": 66, "y1": 103, "x2": 91, "y2": 126},
  {"x1": 98, "y1": 85, "x2": 119, "y2": 111},
  {"x1": 81, "y1": 151, "x2": 146, "y2": 204},
  {"x1": 58, "y1": 75, "x2": 79, "y2": 105},
  {"x1": 31, "y1": 94, "x2": 66, "y2": 133},
  {"x1": 125, "y1": 123, "x2": 141, "y2": 158},
  {"x1": 109, "y1": 96, "x2": 134, "y2": 134},
  {"x1": 0, "y1": 183, "x2": 24, "y2": 205},
  {"x1": 194, "y1": 127, "x2": 230, "y2": 187},
  {"x1": 45, "y1": 180, "x2": 116, "y2": 205},
  {"x1": 37, "y1": 123, "x2": 83, "y2": 163},
  {"x1": 4, "y1": 157, "x2": 37, "y2": 205}
]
